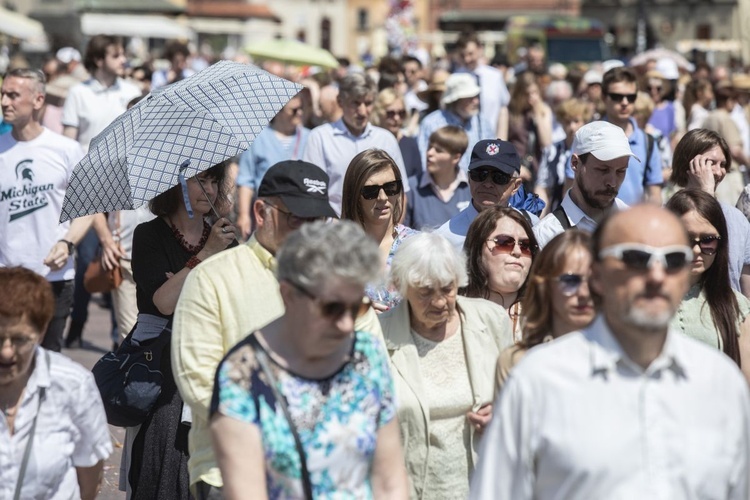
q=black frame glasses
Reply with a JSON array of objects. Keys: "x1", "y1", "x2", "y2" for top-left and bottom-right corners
[
  {"x1": 469, "y1": 169, "x2": 512, "y2": 186},
  {"x1": 688, "y1": 234, "x2": 721, "y2": 256},
  {"x1": 486, "y1": 234, "x2": 535, "y2": 257},
  {"x1": 607, "y1": 92, "x2": 638, "y2": 104},
  {"x1": 599, "y1": 243, "x2": 693, "y2": 272},
  {"x1": 360, "y1": 180, "x2": 403, "y2": 200},
  {"x1": 289, "y1": 281, "x2": 369, "y2": 319},
  {"x1": 263, "y1": 200, "x2": 324, "y2": 228}
]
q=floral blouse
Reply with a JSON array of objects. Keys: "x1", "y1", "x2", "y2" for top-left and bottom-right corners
[
  {"x1": 211, "y1": 331, "x2": 396, "y2": 499},
  {"x1": 365, "y1": 223, "x2": 419, "y2": 310}
]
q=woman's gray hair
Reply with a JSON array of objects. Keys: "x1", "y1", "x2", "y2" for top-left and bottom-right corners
[
  {"x1": 276, "y1": 220, "x2": 380, "y2": 291},
  {"x1": 389, "y1": 232, "x2": 467, "y2": 296}
]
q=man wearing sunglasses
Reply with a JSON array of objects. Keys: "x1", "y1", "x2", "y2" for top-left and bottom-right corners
[
  {"x1": 436, "y1": 139, "x2": 537, "y2": 250},
  {"x1": 564, "y1": 66, "x2": 662, "y2": 206},
  {"x1": 534, "y1": 121, "x2": 634, "y2": 248},
  {"x1": 472, "y1": 204, "x2": 750, "y2": 499},
  {"x1": 171, "y1": 160, "x2": 385, "y2": 498}
]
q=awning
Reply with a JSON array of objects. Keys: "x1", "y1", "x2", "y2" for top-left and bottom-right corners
[
  {"x1": 0, "y1": 7, "x2": 49, "y2": 49},
  {"x1": 187, "y1": 17, "x2": 248, "y2": 35},
  {"x1": 80, "y1": 13, "x2": 194, "y2": 40},
  {"x1": 676, "y1": 39, "x2": 742, "y2": 53}
]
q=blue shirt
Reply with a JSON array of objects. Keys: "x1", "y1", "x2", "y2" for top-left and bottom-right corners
[
  {"x1": 404, "y1": 171, "x2": 471, "y2": 230},
  {"x1": 237, "y1": 126, "x2": 310, "y2": 190},
  {"x1": 417, "y1": 109, "x2": 494, "y2": 171},
  {"x1": 565, "y1": 118, "x2": 662, "y2": 205}
]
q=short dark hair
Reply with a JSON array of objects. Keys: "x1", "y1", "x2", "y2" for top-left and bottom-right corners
[
  {"x1": 0, "y1": 267, "x2": 54, "y2": 334},
  {"x1": 456, "y1": 31, "x2": 481, "y2": 51},
  {"x1": 602, "y1": 66, "x2": 637, "y2": 94},
  {"x1": 671, "y1": 129, "x2": 732, "y2": 187},
  {"x1": 164, "y1": 40, "x2": 190, "y2": 61},
  {"x1": 149, "y1": 160, "x2": 230, "y2": 217},
  {"x1": 401, "y1": 55, "x2": 422, "y2": 69},
  {"x1": 84, "y1": 35, "x2": 123, "y2": 73}
]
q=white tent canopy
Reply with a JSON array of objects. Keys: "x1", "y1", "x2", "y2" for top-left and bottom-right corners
[
  {"x1": 81, "y1": 13, "x2": 194, "y2": 40},
  {"x1": 0, "y1": 7, "x2": 49, "y2": 50}
]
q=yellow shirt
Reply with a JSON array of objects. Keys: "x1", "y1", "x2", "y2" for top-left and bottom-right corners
[{"x1": 172, "y1": 235, "x2": 384, "y2": 487}]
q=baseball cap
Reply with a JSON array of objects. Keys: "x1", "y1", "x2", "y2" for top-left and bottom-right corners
[
  {"x1": 572, "y1": 121, "x2": 640, "y2": 162},
  {"x1": 258, "y1": 160, "x2": 337, "y2": 218},
  {"x1": 468, "y1": 140, "x2": 521, "y2": 175}
]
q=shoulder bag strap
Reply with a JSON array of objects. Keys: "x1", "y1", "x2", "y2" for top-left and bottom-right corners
[
  {"x1": 248, "y1": 335, "x2": 313, "y2": 500},
  {"x1": 643, "y1": 130, "x2": 655, "y2": 188},
  {"x1": 13, "y1": 350, "x2": 50, "y2": 500},
  {"x1": 552, "y1": 205, "x2": 572, "y2": 230}
]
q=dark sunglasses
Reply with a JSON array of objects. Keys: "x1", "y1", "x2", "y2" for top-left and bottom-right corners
[
  {"x1": 556, "y1": 273, "x2": 587, "y2": 296},
  {"x1": 290, "y1": 281, "x2": 370, "y2": 319},
  {"x1": 607, "y1": 92, "x2": 638, "y2": 104},
  {"x1": 360, "y1": 180, "x2": 402, "y2": 200},
  {"x1": 689, "y1": 234, "x2": 721, "y2": 256},
  {"x1": 647, "y1": 85, "x2": 662, "y2": 92},
  {"x1": 599, "y1": 243, "x2": 693, "y2": 272},
  {"x1": 486, "y1": 234, "x2": 535, "y2": 257},
  {"x1": 469, "y1": 169, "x2": 512, "y2": 186},
  {"x1": 385, "y1": 109, "x2": 407, "y2": 119}
]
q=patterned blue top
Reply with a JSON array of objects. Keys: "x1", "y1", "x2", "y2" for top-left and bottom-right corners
[
  {"x1": 211, "y1": 331, "x2": 396, "y2": 499},
  {"x1": 365, "y1": 223, "x2": 419, "y2": 310}
]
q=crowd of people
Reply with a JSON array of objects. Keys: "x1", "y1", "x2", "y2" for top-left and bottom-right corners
[{"x1": 2, "y1": 29, "x2": 750, "y2": 499}]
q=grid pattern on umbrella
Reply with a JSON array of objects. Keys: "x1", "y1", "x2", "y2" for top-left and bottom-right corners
[{"x1": 61, "y1": 61, "x2": 302, "y2": 221}]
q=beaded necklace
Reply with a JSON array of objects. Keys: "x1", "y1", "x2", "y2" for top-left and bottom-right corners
[{"x1": 169, "y1": 219, "x2": 210, "y2": 255}]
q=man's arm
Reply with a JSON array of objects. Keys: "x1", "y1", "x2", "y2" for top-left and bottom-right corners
[
  {"x1": 644, "y1": 185, "x2": 662, "y2": 204},
  {"x1": 740, "y1": 265, "x2": 750, "y2": 299},
  {"x1": 496, "y1": 106, "x2": 509, "y2": 141},
  {"x1": 91, "y1": 213, "x2": 123, "y2": 270},
  {"x1": 43, "y1": 214, "x2": 94, "y2": 271},
  {"x1": 62, "y1": 125, "x2": 78, "y2": 140}
]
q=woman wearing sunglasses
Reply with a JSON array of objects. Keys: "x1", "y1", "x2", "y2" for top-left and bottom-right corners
[
  {"x1": 495, "y1": 230, "x2": 595, "y2": 391},
  {"x1": 211, "y1": 221, "x2": 408, "y2": 499},
  {"x1": 462, "y1": 207, "x2": 540, "y2": 342},
  {"x1": 371, "y1": 88, "x2": 421, "y2": 178},
  {"x1": 379, "y1": 231, "x2": 514, "y2": 499},
  {"x1": 342, "y1": 148, "x2": 418, "y2": 312},
  {"x1": 666, "y1": 189, "x2": 750, "y2": 378}
]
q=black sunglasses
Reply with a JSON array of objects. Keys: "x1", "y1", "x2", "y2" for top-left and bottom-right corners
[
  {"x1": 385, "y1": 109, "x2": 407, "y2": 119},
  {"x1": 689, "y1": 234, "x2": 721, "y2": 256},
  {"x1": 556, "y1": 273, "x2": 587, "y2": 296},
  {"x1": 486, "y1": 234, "x2": 535, "y2": 257},
  {"x1": 469, "y1": 169, "x2": 512, "y2": 186},
  {"x1": 360, "y1": 180, "x2": 402, "y2": 200},
  {"x1": 290, "y1": 281, "x2": 369, "y2": 319},
  {"x1": 607, "y1": 92, "x2": 638, "y2": 104}
]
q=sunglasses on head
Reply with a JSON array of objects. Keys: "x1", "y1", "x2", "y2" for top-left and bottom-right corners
[
  {"x1": 290, "y1": 281, "x2": 370, "y2": 319},
  {"x1": 469, "y1": 169, "x2": 512, "y2": 186},
  {"x1": 385, "y1": 109, "x2": 407, "y2": 119},
  {"x1": 599, "y1": 243, "x2": 693, "y2": 272},
  {"x1": 607, "y1": 92, "x2": 638, "y2": 104},
  {"x1": 689, "y1": 234, "x2": 721, "y2": 256},
  {"x1": 556, "y1": 273, "x2": 587, "y2": 296},
  {"x1": 486, "y1": 234, "x2": 535, "y2": 257},
  {"x1": 360, "y1": 180, "x2": 402, "y2": 200}
]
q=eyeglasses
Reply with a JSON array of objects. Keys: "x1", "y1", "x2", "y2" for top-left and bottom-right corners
[
  {"x1": 289, "y1": 281, "x2": 370, "y2": 319},
  {"x1": 688, "y1": 234, "x2": 721, "y2": 256},
  {"x1": 486, "y1": 234, "x2": 535, "y2": 257},
  {"x1": 263, "y1": 200, "x2": 324, "y2": 229},
  {"x1": 469, "y1": 169, "x2": 512, "y2": 186},
  {"x1": 556, "y1": 273, "x2": 588, "y2": 296},
  {"x1": 599, "y1": 243, "x2": 693, "y2": 272},
  {"x1": 607, "y1": 92, "x2": 638, "y2": 104},
  {"x1": 0, "y1": 336, "x2": 37, "y2": 350},
  {"x1": 360, "y1": 180, "x2": 403, "y2": 200},
  {"x1": 647, "y1": 85, "x2": 662, "y2": 92},
  {"x1": 385, "y1": 109, "x2": 407, "y2": 119}
]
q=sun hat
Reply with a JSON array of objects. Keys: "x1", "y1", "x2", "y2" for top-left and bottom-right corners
[
  {"x1": 440, "y1": 73, "x2": 480, "y2": 106},
  {"x1": 258, "y1": 160, "x2": 337, "y2": 218},
  {"x1": 572, "y1": 121, "x2": 640, "y2": 162}
]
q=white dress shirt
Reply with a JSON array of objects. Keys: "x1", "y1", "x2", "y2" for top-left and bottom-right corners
[
  {"x1": 533, "y1": 190, "x2": 629, "y2": 248},
  {"x1": 470, "y1": 315, "x2": 750, "y2": 500},
  {"x1": 0, "y1": 347, "x2": 112, "y2": 500}
]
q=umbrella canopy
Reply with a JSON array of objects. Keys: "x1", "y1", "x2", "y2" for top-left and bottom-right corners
[
  {"x1": 61, "y1": 60, "x2": 302, "y2": 222},
  {"x1": 246, "y1": 38, "x2": 339, "y2": 69},
  {"x1": 630, "y1": 48, "x2": 695, "y2": 73}
]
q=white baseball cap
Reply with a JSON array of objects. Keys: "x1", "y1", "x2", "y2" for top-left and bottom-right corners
[
  {"x1": 56, "y1": 47, "x2": 81, "y2": 64},
  {"x1": 572, "y1": 121, "x2": 640, "y2": 162}
]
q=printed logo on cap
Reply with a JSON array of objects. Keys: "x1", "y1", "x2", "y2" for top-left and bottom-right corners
[
  {"x1": 486, "y1": 143, "x2": 500, "y2": 155},
  {"x1": 303, "y1": 178, "x2": 326, "y2": 194}
]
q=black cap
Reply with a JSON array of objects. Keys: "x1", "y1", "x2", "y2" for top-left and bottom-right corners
[
  {"x1": 468, "y1": 139, "x2": 521, "y2": 175},
  {"x1": 258, "y1": 160, "x2": 337, "y2": 218}
]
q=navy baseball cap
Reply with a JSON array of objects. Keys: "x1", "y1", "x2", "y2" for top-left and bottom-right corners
[{"x1": 468, "y1": 140, "x2": 521, "y2": 175}]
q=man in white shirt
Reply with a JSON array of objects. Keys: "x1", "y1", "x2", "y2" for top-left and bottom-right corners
[
  {"x1": 471, "y1": 204, "x2": 750, "y2": 500},
  {"x1": 0, "y1": 68, "x2": 92, "y2": 352},
  {"x1": 533, "y1": 121, "x2": 634, "y2": 247},
  {"x1": 303, "y1": 73, "x2": 408, "y2": 215}
]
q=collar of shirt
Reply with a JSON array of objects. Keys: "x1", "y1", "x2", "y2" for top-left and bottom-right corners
[
  {"x1": 332, "y1": 118, "x2": 373, "y2": 139},
  {"x1": 418, "y1": 168, "x2": 468, "y2": 189},
  {"x1": 560, "y1": 190, "x2": 628, "y2": 229},
  {"x1": 85, "y1": 77, "x2": 123, "y2": 93},
  {"x1": 586, "y1": 314, "x2": 687, "y2": 379},
  {"x1": 247, "y1": 234, "x2": 276, "y2": 272},
  {"x1": 23, "y1": 346, "x2": 51, "y2": 400}
]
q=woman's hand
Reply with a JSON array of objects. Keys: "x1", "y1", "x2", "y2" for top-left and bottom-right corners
[
  {"x1": 687, "y1": 154, "x2": 716, "y2": 194},
  {"x1": 467, "y1": 403, "x2": 493, "y2": 434},
  {"x1": 199, "y1": 218, "x2": 237, "y2": 259},
  {"x1": 101, "y1": 239, "x2": 124, "y2": 271}
]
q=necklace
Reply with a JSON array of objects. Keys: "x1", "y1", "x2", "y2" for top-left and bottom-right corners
[{"x1": 169, "y1": 219, "x2": 210, "y2": 254}]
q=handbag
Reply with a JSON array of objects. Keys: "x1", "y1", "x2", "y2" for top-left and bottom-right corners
[
  {"x1": 92, "y1": 314, "x2": 171, "y2": 427},
  {"x1": 249, "y1": 334, "x2": 313, "y2": 500},
  {"x1": 83, "y1": 256, "x2": 123, "y2": 294}
]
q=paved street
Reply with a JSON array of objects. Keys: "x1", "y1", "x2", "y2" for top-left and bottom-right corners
[{"x1": 61, "y1": 295, "x2": 125, "y2": 499}]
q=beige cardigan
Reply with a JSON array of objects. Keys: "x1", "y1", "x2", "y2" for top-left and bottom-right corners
[{"x1": 379, "y1": 295, "x2": 514, "y2": 498}]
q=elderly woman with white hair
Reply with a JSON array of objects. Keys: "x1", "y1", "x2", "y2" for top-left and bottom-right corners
[{"x1": 379, "y1": 232, "x2": 514, "y2": 499}]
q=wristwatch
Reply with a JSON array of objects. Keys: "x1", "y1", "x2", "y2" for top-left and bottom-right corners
[{"x1": 58, "y1": 239, "x2": 75, "y2": 255}]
